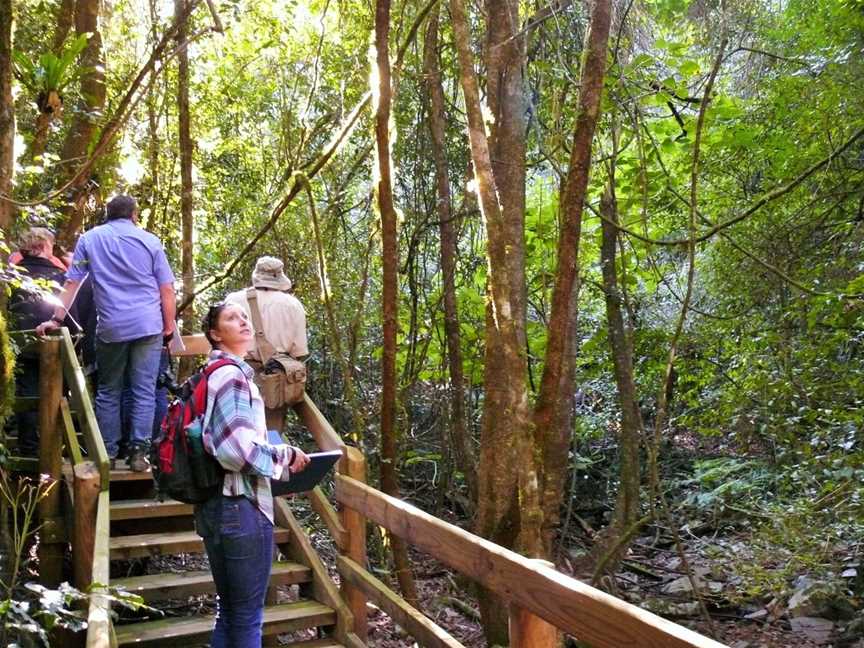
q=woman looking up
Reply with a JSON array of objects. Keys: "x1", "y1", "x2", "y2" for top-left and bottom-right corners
[{"x1": 196, "y1": 301, "x2": 310, "y2": 648}]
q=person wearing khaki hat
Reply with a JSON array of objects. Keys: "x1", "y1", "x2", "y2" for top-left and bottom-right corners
[{"x1": 225, "y1": 256, "x2": 308, "y2": 431}]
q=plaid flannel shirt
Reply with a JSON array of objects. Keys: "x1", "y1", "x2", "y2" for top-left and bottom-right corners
[{"x1": 202, "y1": 350, "x2": 297, "y2": 523}]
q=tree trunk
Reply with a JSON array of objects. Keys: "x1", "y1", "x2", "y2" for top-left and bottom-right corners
[
  {"x1": 176, "y1": 0, "x2": 195, "y2": 368},
  {"x1": 599, "y1": 184, "x2": 642, "y2": 538},
  {"x1": 144, "y1": 0, "x2": 160, "y2": 218},
  {"x1": 422, "y1": 8, "x2": 476, "y2": 503},
  {"x1": 374, "y1": 0, "x2": 418, "y2": 607},
  {"x1": 0, "y1": 0, "x2": 14, "y2": 233},
  {"x1": 57, "y1": 0, "x2": 106, "y2": 248},
  {"x1": 532, "y1": 0, "x2": 613, "y2": 555},
  {"x1": 448, "y1": 0, "x2": 538, "y2": 641}
]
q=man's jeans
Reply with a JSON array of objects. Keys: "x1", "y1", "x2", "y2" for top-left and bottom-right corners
[
  {"x1": 121, "y1": 347, "x2": 170, "y2": 454},
  {"x1": 195, "y1": 495, "x2": 274, "y2": 648},
  {"x1": 95, "y1": 334, "x2": 162, "y2": 458}
]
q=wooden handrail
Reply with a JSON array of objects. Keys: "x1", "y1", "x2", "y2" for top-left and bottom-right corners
[
  {"x1": 85, "y1": 489, "x2": 114, "y2": 648},
  {"x1": 58, "y1": 328, "x2": 110, "y2": 488},
  {"x1": 10, "y1": 330, "x2": 113, "y2": 645},
  {"x1": 338, "y1": 556, "x2": 464, "y2": 648},
  {"x1": 335, "y1": 474, "x2": 729, "y2": 648}
]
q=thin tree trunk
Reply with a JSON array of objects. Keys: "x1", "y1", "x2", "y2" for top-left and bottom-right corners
[
  {"x1": 422, "y1": 8, "x2": 476, "y2": 503},
  {"x1": 56, "y1": 0, "x2": 105, "y2": 248},
  {"x1": 0, "y1": 0, "x2": 13, "y2": 600},
  {"x1": 306, "y1": 185, "x2": 366, "y2": 443},
  {"x1": 374, "y1": 0, "x2": 418, "y2": 607},
  {"x1": 532, "y1": 0, "x2": 613, "y2": 555},
  {"x1": 0, "y1": 0, "x2": 13, "y2": 233},
  {"x1": 448, "y1": 0, "x2": 539, "y2": 641},
  {"x1": 176, "y1": 0, "x2": 195, "y2": 346},
  {"x1": 599, "y1": 183, "x2": 642, "y2": 540},
  {"x1": 144, "y1": 0, "x2": 160, "y2": 218}
]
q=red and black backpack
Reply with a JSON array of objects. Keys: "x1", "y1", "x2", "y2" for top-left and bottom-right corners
[{"x1": 151, "y1": 358, "x2": 239, "y2": 504}]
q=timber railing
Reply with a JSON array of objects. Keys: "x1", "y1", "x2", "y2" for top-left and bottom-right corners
[
  {"x1": 178, "y1": 335, "x2": 729, "y2": 648},
  {"x1": 11, "y1": 329, "x2": 115, "y2": 648}
]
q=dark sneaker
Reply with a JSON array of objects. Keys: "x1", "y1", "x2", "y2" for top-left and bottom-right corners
[
  {"x1": 110, "y1": 458, "x2": 117, "y2": 471},
  {"x1": 128, "y1": 449, "x2": 150, "y2": 473}
]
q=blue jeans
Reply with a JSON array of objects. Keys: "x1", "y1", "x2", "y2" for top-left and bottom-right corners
[
  {"x1": 195, "y1": 495, "x2": 274, "y2": 648},
  {"x1": 121, "y1": 348, "x2": 170, "y2": 453},
  {"x1": 95, "y1": 334, "x2": 162, "y2": 458}
]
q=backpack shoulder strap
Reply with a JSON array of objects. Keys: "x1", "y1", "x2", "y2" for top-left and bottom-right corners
[
  {"x1": 246, "y1": 287, "x2": 276, "y2": 364},
  {"x1": 201, "y1": 358, "x2": 253, "y2": 403}
]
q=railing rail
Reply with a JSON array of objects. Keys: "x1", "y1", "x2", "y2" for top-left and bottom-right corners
[
  {"x1": 335, "y1": 474, "x2": 730, "y2": 648},
  {"x1": 10, "y1": 328, "x2": 114, "y2": 646}
]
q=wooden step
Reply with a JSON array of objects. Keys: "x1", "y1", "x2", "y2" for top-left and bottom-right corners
[
  {"x1": 110, "y1": 528, "x2": 293, "y2": 560},
  {"x1": 114, "y1": 600, "x2": 336, "y2": 646},
  {"x1": 110, "y1": 460, "x2": 155, "y2": 482},
  {"x1": 111, "y1": 498, "x2": 194, "y2": 520},
  {"x1": 111, "y1": 561, "x2": 312, "y2": 601}
]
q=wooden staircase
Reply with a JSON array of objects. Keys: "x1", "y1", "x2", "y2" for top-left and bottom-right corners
[{"x1": 105, "y1": 461, "x2": 356, "y2": 647}]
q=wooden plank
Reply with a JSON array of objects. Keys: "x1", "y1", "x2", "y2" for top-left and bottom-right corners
[
  {"x1": 86, "y1": 489, "x2": 113, "y2": 648},
  {"x1": 338, "y1": 556, "x2": 463, "y2": 648},
  {"x1": 12, "y1": 396, "x2": 39, "y2": 412},
  {"x1": 113, "y1": 601, "x2": 335, "y2": 646},
  {"x1": 284, "y1": 640, "x2": 344, "y2": 648},
  {"x1": 339, "y1": 448, "x2": 367, "y2": 642},
  {"x1": 38, "y1": 337, "x2": 64, "y2": 587},
  {"x1": 510, "y1": 602, "x2": 559, "y2": 648},
  {"x1": 274, "y1": 498, "x2": 355, "y2": 645},
  {"x1": 508, "y1": 559, "x2": 560, "y2": 648},
  {"x1": 110, "y1": 498, "x2": 194, "y2": 520},
  {"x1": 110, "y1": 528, "x2": 292, "y2": 560},
  {"x1": 335, "y1": 475, "x2": 729, "y2": 648},
  {"x1": 109, "y1": 461, "x2": 155, "y2": 481},
  {"x1": 73, "y1": 462, "x2": 100, "y2": 591},
  {"x1": 6, "y1": 456, "x2": 38, "y2": 472},
  {"x1": 172, "y1": 333, "x2": 211, "y2": 357},
  {"x1": 307, "y1": 486, "x2": 348, "y2": 549},
  {"x1": 111, "y1": 562, "x2": 312, "y2": 602},
  {"x1": 60, "y1": 328, "x2": 110, "y2": 488},
  {"x1": 60, "y1": 398, "x2": 84, "y2": 466}
]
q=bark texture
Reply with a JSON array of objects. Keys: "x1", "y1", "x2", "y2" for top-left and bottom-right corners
[
  {"x1": 0, "y1": 0, "x2": 13, "y2": 233},
  {"x1": 374, "y1": 0, "x2": 418, "y2": 606},
  {"x1": 176, "y1": 0, "x2": 195, "y2": 327},
  {"x1": 57, "y1": 0, "x2": 106, "y2": 248},
  {"x1": 532, "y1": 0, "x2": 613, "y2": 554},
  {"x1": 600, "y1": 185, "x2": 642, "y2": 534},
  {"x1": 422, "y1": 8, "x2": 476, "y2": 503},
  {"x1": 448, "y1": 0, "x2": 539, "y2": 641}
]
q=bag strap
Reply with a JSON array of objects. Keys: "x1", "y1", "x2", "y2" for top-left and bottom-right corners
[
  {"x1": 197, "y1": 358, "x2": 252, "y2": 457},
  {"x1": 246, "y1": 287, "x2": 277, "y2": 364}
]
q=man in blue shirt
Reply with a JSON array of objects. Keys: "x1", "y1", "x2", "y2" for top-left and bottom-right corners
[{"x1": 37, "y1": 195, "x2": 176, "y2": 471}]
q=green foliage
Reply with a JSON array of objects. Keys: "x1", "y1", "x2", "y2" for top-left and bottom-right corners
[{"x1": 12, "y1": 33, "x2": 89, "y2": 98}]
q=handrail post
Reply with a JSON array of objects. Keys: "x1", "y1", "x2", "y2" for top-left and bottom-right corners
[
  {"x1": 508, "y1": 559, "x2": 560, "y2": 648},
  {"x1": 37, "y1": 336, "x2": 64, "y2": 587},
  {"x1": 72, "y1": 461, "x2": 100, "y2": 591},
  {"x1": 340, "y1": 446, "x2": 368, "y2": 642}
]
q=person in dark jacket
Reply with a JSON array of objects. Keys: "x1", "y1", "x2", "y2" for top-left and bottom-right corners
[{"x1": 9, "y1": 228, "x2": 68, "y2": 456}]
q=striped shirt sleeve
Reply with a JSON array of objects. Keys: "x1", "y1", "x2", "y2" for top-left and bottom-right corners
[{"x1": 204, "y1": 365, "x2": 296, "y2": 477}]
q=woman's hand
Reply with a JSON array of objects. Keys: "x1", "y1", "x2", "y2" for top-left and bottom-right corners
[{"x1": 289, "y1": 448, "x2": 310, "y2": 473}]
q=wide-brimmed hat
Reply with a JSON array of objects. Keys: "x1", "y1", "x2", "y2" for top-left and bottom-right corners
[{"x1": 252, "y1": 256, "x2": 292, "y2": 291}]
